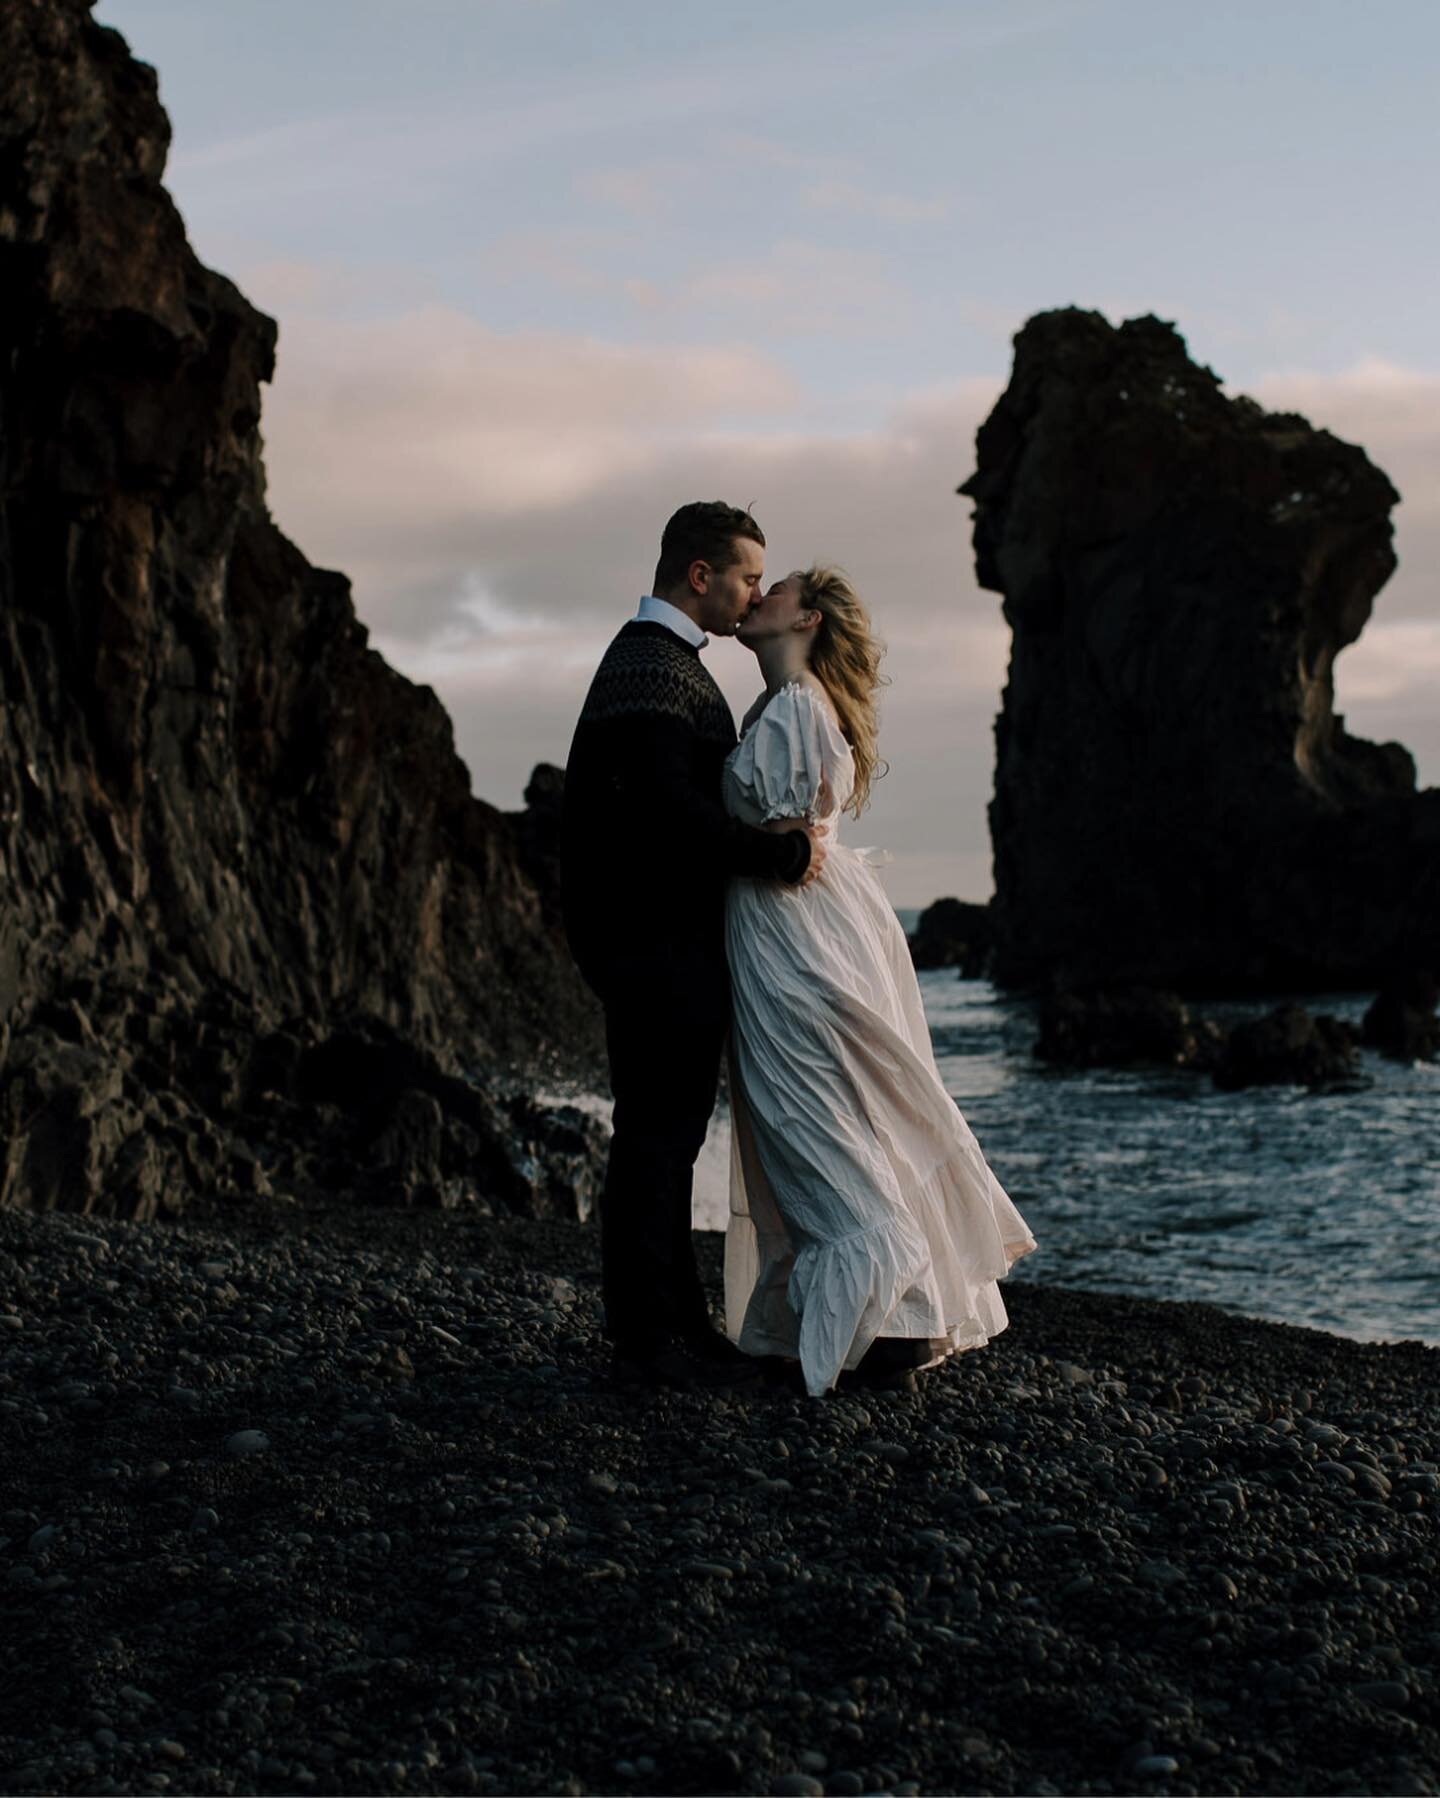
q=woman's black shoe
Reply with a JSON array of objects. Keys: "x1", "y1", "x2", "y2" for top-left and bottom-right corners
[
  {"x1": 756, "y1": 1354, "x2": 807, "y2": 1393},
  {"x1": 837, "y1": 1336, "x2": 927, "y2": 1393}
]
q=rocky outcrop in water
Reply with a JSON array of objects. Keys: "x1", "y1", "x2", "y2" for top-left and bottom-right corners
[
  {"x1": 960, "y1": 308, "x2": 1440, "y2": 995},
  {"x1": 0, "y1": 1, "x2": 603, "y2": 1219},
  {"x1": 1032, "y1": 985, "x2": 1363, "y2": 1091},
  {"x1": 1033, "y1": 986, "x2": 1224, "y2": 1073},
  {"x1": 907, "y1": 897, "x2": 993, "y2": 976},
  {"x1": 1211, "y1": 1006, "x2": 1363, "y2": 1093},
  {"x1": 1361, "y1": 971, "x2": 1440, "y2": 1062}
]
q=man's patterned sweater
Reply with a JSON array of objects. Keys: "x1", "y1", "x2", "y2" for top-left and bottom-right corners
[{"x1": 560, "y1": 620, "x2": 810, "y2": 994}]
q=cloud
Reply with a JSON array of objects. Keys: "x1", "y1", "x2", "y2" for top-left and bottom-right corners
[
  {"x1": 1330, "y1": 621, "x2": 1440, "y2": 705},
  {"x1": 248, "y1": 285, "x2": 1440, "y2": 907},
  {"x1": 574, "y1": 163, "x2": 688, "y2": 221},
  {"x1": 727, "y1": 136, "x2": 841, "y2": 179},
  {"x1": 170, "y1": 111, "x2": 361, "y2": 179},
  {"x1": 469, "y1": 222, "x2": 919, "y2": 339},
  {"x1": 802, "y1": 180, "x2": 949, "y2": 224},
  {"x1": 479, "y1": 224, "x2": 645, "y2": 298},
  {"x1": 165, "y1": 5, "x2": 1082, "y2": 210},
  {"x1": 234, "y1": 254, "x2": 436, "y2": 319},
  {"x1": 1244, "y1": 358, "x2": 1440, "y2": 624},
  {"x1": 252, "y1": 287, "x2": 1005, "y2": 900},
  {"x1": 1249, "y1": 357, "x2": 1440, "y2": 446},
  {"x1": 620, "y1": 240, "x2": 917, "y2": 337},
  {"x1": 259, "y1": 303, "x2": 805, "y2": 619},
  {"x1": 1240, "y1": 360, "x2": 1440, "y2": 778},
  {"x1": 720, "y1": 139, "x2": 951, "y2": 223}
]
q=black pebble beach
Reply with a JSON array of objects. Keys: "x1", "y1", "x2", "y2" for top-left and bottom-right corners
[{"x1": 2, "y1": 1199, "x2": 1438, "y2": 1798}]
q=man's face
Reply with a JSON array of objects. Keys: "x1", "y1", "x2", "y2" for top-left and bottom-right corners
[
  {"x1": 735, "y1": 571, "x2": 806, "y2": 643},
  {"x1": 694, "y1": 535, "x2": 765, "y2": 636}
]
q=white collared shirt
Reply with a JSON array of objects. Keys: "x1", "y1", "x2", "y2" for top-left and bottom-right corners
[{"x1": 632, "y1": 593, "x2": 708, "y2": 650}]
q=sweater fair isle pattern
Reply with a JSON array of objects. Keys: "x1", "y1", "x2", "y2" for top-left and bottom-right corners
[{"x1": 577, "y1": 621, "x2": 735, "y2": 746}]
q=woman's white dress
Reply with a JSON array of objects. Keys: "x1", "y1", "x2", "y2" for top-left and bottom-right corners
[{"x1": 721, "y1": 680, "x2": 1038, "y2": 1398}]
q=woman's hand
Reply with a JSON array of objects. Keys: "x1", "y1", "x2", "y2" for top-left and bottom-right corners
[
  {"x1": 767, "y1": 817, "x2": 827, "y2": 886},
  {"x1": 799, "y1": 827, "x2": 826, "y2": 885}
]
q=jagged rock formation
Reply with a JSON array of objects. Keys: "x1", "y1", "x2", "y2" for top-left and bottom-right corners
[
  {"x1": 0, "y1": 1, "x2": 603, "y2": 1218},
  {"x1": 961, "y1": 308, "x2": 1440, "y2": 994}
]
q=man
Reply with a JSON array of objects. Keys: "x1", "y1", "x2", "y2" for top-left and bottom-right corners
[{"x1": 561, "y1": 501, "x2": 825, "y2": 1390}]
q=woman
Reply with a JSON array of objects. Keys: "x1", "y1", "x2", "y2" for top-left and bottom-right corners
[{"x1": 722, "y1": 565, "x2": 1037, "y2": 1398}]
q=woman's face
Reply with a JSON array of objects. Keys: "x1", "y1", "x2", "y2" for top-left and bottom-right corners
[{"x1": 736, "y1": 571, "x2": 812, "y2": 644}]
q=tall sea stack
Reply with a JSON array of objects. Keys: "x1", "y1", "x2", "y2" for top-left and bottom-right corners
[
  {"x1": 0, "y1": 0, "x2": 603, "y2": 1218},
  {"x1": 961, "y1": 307, "x2": 1440, "y2": 993}
]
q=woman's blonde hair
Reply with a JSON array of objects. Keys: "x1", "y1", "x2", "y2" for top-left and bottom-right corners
[{"x1": 798, "y1": 564, "x2": 889, "y2": 817}]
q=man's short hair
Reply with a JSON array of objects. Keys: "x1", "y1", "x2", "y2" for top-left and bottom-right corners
[{"x1": 653, "y1": 501, "x2": 765, "y2": 595}]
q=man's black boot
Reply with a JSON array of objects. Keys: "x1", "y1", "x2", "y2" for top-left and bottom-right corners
[{"x1": 612, "y1": 1332, "x2": 764, "y2": 1391}]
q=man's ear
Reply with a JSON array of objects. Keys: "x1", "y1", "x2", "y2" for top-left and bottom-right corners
[{"x1": 688, "y1": 558, "x2": 711, "y2": 594}]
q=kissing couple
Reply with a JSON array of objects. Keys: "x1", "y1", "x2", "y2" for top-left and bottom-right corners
[{"x1": 560, "y1": 502, "x2": 1037, "y2": 1398}]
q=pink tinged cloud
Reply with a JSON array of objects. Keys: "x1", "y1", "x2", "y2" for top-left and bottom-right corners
[
  {"x1": 1245, "y1": 361, "x2": 1440, "y2": 744},
  {"x1": 246, "y1": 286, "x2": 1440, "y2": 901}
]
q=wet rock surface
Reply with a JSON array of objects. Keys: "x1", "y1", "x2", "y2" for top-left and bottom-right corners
[
  {"x1": 1033, "y1": 985, "x2": 1369, "y2": 1090},
  {"x1": 3, "y1": 1201, "x2": 1439, "y2": 1796},
  {"x1": 961, "y1": 307, "x2": 1440, "y2": 996},
  {"x1": 907, "y1": 901, "x2": 994, "y2": 977},
  {"x1": 1361, "y1": 973, "x2": 1440, "y2": 1063},
  {"x1": 1211, "y1": 1004, "x2": 1364, "y2": 1093},
  {"x1": 1033, "y1": 986, "x2": 1225, "y2": 1074},
  {"x1": 0, "y1": 975, "x2": 607, "y2": 1223},
  {"x1": 0, "y1": 0, "x2": 603, "y2": 1220}
]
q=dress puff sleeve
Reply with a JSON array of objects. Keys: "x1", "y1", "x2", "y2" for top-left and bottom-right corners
[{"x1": 737, "y1": 681, "x2": 854, "y2": 824}]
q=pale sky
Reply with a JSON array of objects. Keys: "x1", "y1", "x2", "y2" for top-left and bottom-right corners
[{"x1": 97, "y1": 0, "x2": 1440, "y2": 904}]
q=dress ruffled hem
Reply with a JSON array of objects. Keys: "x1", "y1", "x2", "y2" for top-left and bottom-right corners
[
  {"x1": 786, "y1": 1211, "x2": 938, "y2": 1398},
  {"x1": 727, "y1": 1141, "x2": 1038, "y2": 1398}
]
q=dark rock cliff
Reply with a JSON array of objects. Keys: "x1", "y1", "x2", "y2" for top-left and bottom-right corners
[
  {"x1": 960, "y1": 307, "x2": 1440, "y2": 993},
  {"x1": 0, "y1": 0, "x2": 604, "y2": 1218}
]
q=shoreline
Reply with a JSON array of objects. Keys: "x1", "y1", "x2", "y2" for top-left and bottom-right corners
[
  {"x1": 2, "y1": 1197, "x2": 1438, "y2": 1797},
  {"x1": 541, "y1": 970, "x2": 1440, "y2": 1358}
]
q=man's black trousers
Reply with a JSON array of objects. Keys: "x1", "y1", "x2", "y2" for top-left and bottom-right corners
[{"x1": 593, "y1": 947, "x2": 730, "y2": 1357}]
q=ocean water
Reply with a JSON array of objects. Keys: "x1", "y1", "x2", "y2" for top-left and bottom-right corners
[
  {"x1": 682, "y1": 910, "x2": 1440, "y2": 1351},
  {"x1": 916, "y1": 971, "x2": 1440, "y2": 1350}
]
